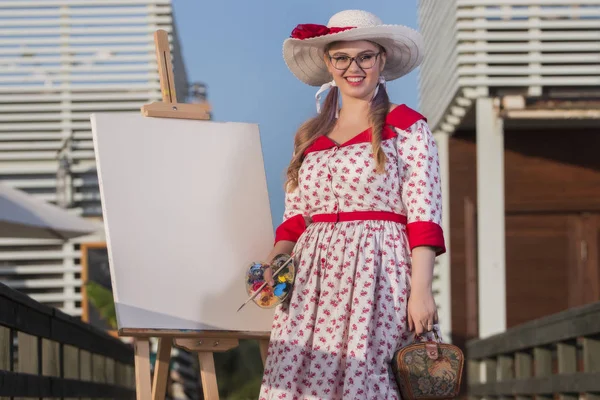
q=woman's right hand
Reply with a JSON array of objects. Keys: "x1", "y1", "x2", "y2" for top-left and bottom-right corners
[
  {"x1": 262, "y1": 239, "x2": 296, "y2": 287},
  {"x1": 263, "y1": 264, "x2": 275, "y2": 287}
]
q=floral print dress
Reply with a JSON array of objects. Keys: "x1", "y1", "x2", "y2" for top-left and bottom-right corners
[{"x1": 259, "y1": 105, "x2": 446, "y2": 400}]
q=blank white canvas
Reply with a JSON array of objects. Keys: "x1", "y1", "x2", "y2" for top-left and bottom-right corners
[{"x1": 91, "y1": 113, "x2": 276, "y2": 334}]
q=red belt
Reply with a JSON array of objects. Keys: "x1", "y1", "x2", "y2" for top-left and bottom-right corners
[{"x1": 311, "y1": 211, "x2": 407, "y2": 224}]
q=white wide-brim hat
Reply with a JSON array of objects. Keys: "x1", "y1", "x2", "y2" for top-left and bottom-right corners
[{"x1": 283, "y1": 10, "x2": 424, "y2": 87}]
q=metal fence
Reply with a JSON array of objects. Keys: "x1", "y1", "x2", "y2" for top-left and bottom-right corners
[
  {"x1": 0, "y1": 282, "x2": 135, "y2": 399},
  {"x1": 467, "y1": 301, "x2": 600, "y2": 399}
]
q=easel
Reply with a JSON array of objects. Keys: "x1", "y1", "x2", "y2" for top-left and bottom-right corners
[
  {"x1": 124, "y1": 29, "x2": 271, "y2": 400},
  {"x1": 125, "y1": 329, "x2": 270, "y2": 400},
  {"x1": 141, "y1": 30, "x2": 211, "y2": 120}
]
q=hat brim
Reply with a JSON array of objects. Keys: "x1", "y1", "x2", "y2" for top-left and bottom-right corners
[{"x1": 283, "y1": 25, "x2": 423, "y2": 87}]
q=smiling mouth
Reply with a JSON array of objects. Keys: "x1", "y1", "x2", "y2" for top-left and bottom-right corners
[{"x1": 345, "y1": 76, "x2": 365, "y2": 83}]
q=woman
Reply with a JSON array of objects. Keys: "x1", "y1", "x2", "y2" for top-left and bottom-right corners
[{"x1": 259, "y1": 10, "x2": 446, "y2": 399}]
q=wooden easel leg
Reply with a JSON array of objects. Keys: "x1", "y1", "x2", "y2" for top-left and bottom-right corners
[
  {"x1": 151, "y1": 338, "x2": 172, "y2": 400},
  {"x1": 259, "y1": 339, "x2": 269, "y2": 366},
  {"x1": 198, "y1": 351, "x2": 220, "y2": 400},
  {"x1": 134, "y1": 338, "x2": 152, "y2": 400}
]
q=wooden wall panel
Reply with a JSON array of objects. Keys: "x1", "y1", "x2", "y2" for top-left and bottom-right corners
[
  {"x1": 448, "y1": 134, "x2": 477, "y2": 348},
  {"x1": 505, "y1": 214, "x2": 571, "y2": 328},
  {"x1": 504, "y1": 129, "x2": 600, "y2": 213},
  {"x1": 448, "y1": 134, "x2": 477, "y2": 397},
  {"x1": 569, "y1": 214, "x2": 600, "y2": 308}
]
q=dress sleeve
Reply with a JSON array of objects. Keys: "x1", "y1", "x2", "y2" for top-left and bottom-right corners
[
  {"x1": 398, "y1": 119, "x2": 446, "y2": 256},
  {"x1": 274, "y1": 182, "x2": 310, "y2": 244}
]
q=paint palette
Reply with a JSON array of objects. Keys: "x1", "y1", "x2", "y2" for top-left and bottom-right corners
[{"x1": 245, "y1": 254, "x2": 295, "y2": 309}]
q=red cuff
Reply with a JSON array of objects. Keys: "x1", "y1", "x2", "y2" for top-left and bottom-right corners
[
  {"x1": 406, "y1": 221, "x2": 446, "y2": 256},
  {"x1": 274, "y1": 214, "x2": 307, "y2": 244}
]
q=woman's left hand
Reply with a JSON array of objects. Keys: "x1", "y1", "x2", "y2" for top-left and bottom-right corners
[{"x1": 407, "y1": 287, "x2": 438, "y2": 336}]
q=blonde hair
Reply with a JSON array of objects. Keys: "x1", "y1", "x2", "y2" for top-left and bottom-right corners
[{"x1": 285, "y1": 44, "x2": 390, "y2": 192}]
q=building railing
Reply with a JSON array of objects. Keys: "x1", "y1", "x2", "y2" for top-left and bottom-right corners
[
  {"x1": 0, "y1": 281, "x2": 135, "y2": 399},
  {"x1": 467, "y1": 301, "x2": 600, "y2": 399}
]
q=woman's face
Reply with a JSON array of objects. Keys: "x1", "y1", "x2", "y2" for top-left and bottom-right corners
[{"x1": 325, "y1": 40, "x2": 386, "y2": 101}]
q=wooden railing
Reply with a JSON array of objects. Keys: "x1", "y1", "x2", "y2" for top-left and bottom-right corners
[
  {"x1": 0, "y1": 282, "x2": 135, "y2": 399},
  {"x1": 467, "y1": 301, "x2": 600, "y2": 399}
]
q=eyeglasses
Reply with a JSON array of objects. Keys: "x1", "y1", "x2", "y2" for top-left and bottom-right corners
[{"x1": 327, "y1": 52, "x2": 381, "y2": 70}]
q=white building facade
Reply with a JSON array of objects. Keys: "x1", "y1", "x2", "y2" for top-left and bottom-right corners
[{"x1": 0, "y1": 0, "x2": 188, "y2": 316}]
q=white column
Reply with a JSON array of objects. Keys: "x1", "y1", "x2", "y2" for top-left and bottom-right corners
[
  {"x1": 476, "y1": 97, "x2": 506, "y2": 338},
  {"x1": 62, "y1": 241, "x2": 77, "y2": 314},
  {"x1": 433, "y1": 131, "x2": 452, "y2": 342}
]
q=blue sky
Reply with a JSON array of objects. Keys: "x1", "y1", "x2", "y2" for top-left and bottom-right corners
[{"x1": 172, "y1": 0, "x2": 421, "y2": 227}]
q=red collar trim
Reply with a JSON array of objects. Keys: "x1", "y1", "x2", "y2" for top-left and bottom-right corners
[{"x1": 303, "y1": 104, "x2": 426, "y2": 157}]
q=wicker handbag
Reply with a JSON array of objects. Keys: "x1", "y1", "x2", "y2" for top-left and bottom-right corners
[{"x1": 392, "y1": 329, "x2": 464, "y2": 399}]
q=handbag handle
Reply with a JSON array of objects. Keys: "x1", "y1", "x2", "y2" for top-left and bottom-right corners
[
  {"x1": 415, "y1": 327, "x2": 443, "y2": 361},
  {"x1": 413, "y1": 324, "x2": 442, "y2": 343}
]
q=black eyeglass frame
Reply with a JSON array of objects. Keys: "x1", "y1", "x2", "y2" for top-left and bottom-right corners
[{"x1": 326, "y1": 52, "x2": 382, "y2": 71}]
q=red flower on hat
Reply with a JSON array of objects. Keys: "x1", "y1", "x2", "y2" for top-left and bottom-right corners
[{"x1": 291, "y1": 24, "x2": 355, "y2": 40}]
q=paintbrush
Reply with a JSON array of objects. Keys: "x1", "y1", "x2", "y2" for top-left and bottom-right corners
[{"x1": 236, "y1": 254, "x2": 294, "y2": 312}]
